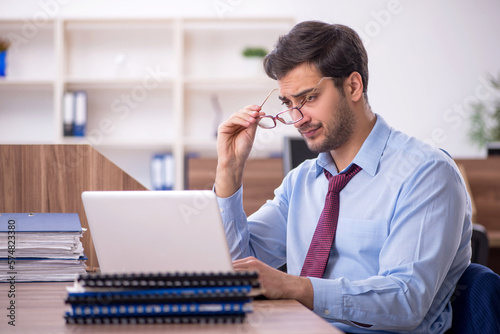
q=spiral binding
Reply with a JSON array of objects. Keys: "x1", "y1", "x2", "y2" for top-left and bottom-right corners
[
  {"x1": 66, "y1": 291, "x2": 250, "y2": 305},
  {"x1": 64, "y1": 313, "x2": 246, "y2": 325},
  {"x1": 77, "y1": 271, "x2": 260, "y2": 289}
]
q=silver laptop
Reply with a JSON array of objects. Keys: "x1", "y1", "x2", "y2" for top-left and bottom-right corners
[{"x1": 81, "y1": 190, "x2": 233, "y2": 274}]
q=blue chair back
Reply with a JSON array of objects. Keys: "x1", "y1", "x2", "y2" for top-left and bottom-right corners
[{"x1": 450, "y1": 263, "x2": 500, "y2": 333}]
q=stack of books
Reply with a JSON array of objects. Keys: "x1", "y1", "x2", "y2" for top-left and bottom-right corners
[
  {"x1": 64, "y1": 271, "x2": 260, "y2": 325},
  {"x1": 0, "y1": 213, "x2": 87, "y2": 282}
]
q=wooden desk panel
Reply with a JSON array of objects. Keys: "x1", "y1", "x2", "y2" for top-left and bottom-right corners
[
  {"x1": 187, "y1": 157, "x2": 283, "y2": 215},
  {"x1": 0, "y1": 145, "x2": 147, "y2": 270},
  {"x1": 0, "y1": 282, "x2": 342, "y2": 334}
]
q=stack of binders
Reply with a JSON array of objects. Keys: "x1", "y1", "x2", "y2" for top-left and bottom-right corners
[
  {"x1": 63, "y1": 90, "x2": 87, "y2": 137},
  {"x1": 0, "y1": 213, "x2": 87, "y2": 282},
  {"x1": 64, "y1": 271, "x2": 260, "y2": 325},
  {"x1": 150, "y1": 153, "x2": 174, "y2": 190}
]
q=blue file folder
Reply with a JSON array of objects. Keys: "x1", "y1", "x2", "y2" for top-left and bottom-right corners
[{"x1": 0, "y1": 213, "x2": 82, "y2": 232}]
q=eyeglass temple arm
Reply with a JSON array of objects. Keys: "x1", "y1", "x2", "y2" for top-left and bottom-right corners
[{"x1": 260, "y1": 89, "x2": 278, "y2": 108}]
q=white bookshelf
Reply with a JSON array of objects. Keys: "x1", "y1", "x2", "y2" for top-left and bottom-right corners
[{"x1": 0, "y1": 17, "x2": 295, "y2": 189}]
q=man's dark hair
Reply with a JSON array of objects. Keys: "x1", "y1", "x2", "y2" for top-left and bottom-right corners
[{"x1": 264, "y1": 21, "x2": 369, "y2": 95}]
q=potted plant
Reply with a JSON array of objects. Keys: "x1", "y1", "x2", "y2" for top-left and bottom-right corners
[
  {"x1": 468, "y1": 74, "x2": 500, "y2": 154},
  {"x1": 242, "y1": 46, "x2": 268, "y2": 58},
  {"x1": 242, "y1": 46, "x2": 268, "y2": 76},
  {"x1": 0, "y1": 37, "x2": 10, "y2": 77}
]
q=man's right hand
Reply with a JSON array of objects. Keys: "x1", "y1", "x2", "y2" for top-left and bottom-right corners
[{"x1": 214, "y1": 105, "x2": 264, "y2": 198}]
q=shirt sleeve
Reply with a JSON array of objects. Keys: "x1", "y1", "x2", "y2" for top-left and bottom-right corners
[
  {"x1": 216, "y1": 184, "x2": 288, "y2": 269},
  {"x1": 310, "y1": 159, "x2": 472, "y2": 331}
]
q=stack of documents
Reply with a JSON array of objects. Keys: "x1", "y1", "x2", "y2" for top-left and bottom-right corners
[
  {"x1": 0, "y1": 213, "x2": 87, "y2": 282},
  {"x1": 64, "y1": 272, "x2": 260, "y2": 325}
]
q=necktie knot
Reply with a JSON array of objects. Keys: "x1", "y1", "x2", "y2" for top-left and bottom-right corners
[{"x1": 324, "y1": 164, "x2": 362, "y2": 193}]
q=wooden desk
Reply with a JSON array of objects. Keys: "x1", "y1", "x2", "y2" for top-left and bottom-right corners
[{"x1": 0, "y1": 282, "x2": 342, "y2": 334}]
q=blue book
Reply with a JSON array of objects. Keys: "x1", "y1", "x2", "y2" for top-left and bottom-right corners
[{"x1": 0, "y1": 213, "x2": 82, "y2": 232}]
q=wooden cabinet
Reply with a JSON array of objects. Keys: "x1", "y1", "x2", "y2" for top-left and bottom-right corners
[
  {"x1": 186, "y1": 157, "x2": 283, "y2": 215},
  {"x1": 456, "y1": 158, "x2": 500, "y2": 274}
]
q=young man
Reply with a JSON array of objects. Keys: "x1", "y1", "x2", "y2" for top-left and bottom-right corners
[{"x1": 214, "y1": 21, "x2": 472, "y2": 333}]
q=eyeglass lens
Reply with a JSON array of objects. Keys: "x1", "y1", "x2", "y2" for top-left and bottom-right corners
[
  {"x1": 258, "y1": 116, "x2": 277, "y2": 129},
  {"x1": 258, "y1": 90, "x2": 304, "y2": 129}
]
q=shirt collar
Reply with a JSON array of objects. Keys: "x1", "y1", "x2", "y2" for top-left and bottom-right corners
[{"x1": 315, "y1": 114, "x2": 391, "y2": 177}]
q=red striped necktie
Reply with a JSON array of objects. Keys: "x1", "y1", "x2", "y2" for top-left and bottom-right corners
[{"x1": 300, "y1": 164, "x2": 362, "y2": 278}]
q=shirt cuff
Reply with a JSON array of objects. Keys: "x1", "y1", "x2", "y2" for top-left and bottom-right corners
[
  {"x1": 214, "y1": 186, "x2": 250, "y2": 259},
  {"x1": 309, "y1": 276, "x2": 343, "y2": 319},
  {"x1": 215, "y1": 185, "x2": 246, "y2": 219}
]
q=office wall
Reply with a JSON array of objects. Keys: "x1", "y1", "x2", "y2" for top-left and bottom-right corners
[{"x1": 1, "y1": 0, "x2": 500, "y2": 158}]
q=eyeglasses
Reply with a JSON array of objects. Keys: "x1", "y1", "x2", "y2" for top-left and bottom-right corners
[{"x1": 257, "y1": 77, "x2": 333, "y2": 129}]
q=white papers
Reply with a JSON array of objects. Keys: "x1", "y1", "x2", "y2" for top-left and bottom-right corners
[
  {"x1": 0, "y1": 232, "x2": 84, "y2": 259},
  {"x1": 0, "y1": 258, "x2": 87, "y2": 282}
]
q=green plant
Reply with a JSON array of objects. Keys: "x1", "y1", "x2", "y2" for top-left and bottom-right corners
[
  {"x1": 0, "y1": 38, "x2": 10, "y2": 52},
  {"x1": 468, "y1": 74, "x2": 500, "y2": 148},
  {"x1": 242, "y1": 47, "x2": 268, "y2": 58}
]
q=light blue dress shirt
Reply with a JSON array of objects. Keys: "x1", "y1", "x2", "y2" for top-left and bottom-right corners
[{"x1": 217, "y1": 115, "x2": 472, "y2": 333}]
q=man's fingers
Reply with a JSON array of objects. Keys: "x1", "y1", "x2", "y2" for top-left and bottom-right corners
[
  {"x1": 233, "y1": 256, "x2": 260, "y2": 271},
  {"x1": 221, "y1": 109, "x2": 260, "y2": 128}
]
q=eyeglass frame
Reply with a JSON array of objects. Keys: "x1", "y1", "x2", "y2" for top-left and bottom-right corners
[{"x1": 257, "y1": 76, "x2": 334, "y2": 129}]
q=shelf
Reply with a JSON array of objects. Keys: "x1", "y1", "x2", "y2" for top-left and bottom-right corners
[
  {"x1": 64, "y1": 19, "x2": 174, "y2": 30},
  {"x1": 0, "y1": 79, "x2": 54, "y2": 89},
  {"x1": 184, "y1": 76, "x2": 276, "y2": 90},
  {"x1": 184, "y1": 138, "x2": 218, "y2": 152},
  {"x1": 59, "y1": 138, "x2": 174, "y2": 154},
  {"x1": 0, "y1": 17, "x2": 295, "y2": 190},
  {"x1": 65, "y1": 77, "x2": 173, "y2": 90},
  {"x1": 58, "y1": 137, "x2": 92, "y2": 145},
  {"x1": 78, "y1": 140, "x2": 173, "y2": 151},
  {"x1": 183, "y1": 18, "x2": 294, "y2": 31},
  {"x1": 183, "y1": 127, "x2": 296, "y2": 158}
]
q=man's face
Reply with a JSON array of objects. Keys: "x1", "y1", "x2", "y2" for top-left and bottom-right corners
[{"x1": 277, "y1": 64, "x2": 355, "y2": 153}]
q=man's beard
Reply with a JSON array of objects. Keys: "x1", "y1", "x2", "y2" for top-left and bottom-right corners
[{"x1": 301, "y1": 95, "x2": 356, "y2": 154}]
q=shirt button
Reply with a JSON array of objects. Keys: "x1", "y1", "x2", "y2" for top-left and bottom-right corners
[
  {"x1": 220, "y1": 208, "x2": 224, "y2": 213},
  {"x1": 324, "y1": 309, "x2": 330, "y2": 315}
]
